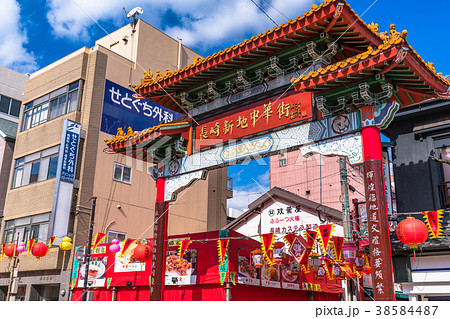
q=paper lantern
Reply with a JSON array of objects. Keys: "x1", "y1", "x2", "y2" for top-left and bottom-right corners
[
  {"x1": 396, "y1": 217, "x2": 428, "y2": 262},
  {"x1": 59, "y1": 237, "x2": 73, "y2": 251},
  {"x1": 333, "y1": 263, "x2": 346, "y2": 280},
  {"x1": 109, "y1": 238, "x2": 121, "y2": 253},
  {"x1": 4, "y1": 244, "x2": 19, "y2": 258},
  {"x1": 251, "y1": 249, "x2": 263, "y2": 268},
  {"x1": 362, "y1": 265, "x2": 371, "y2": 274},
  {"x1": 273, "y1": 242, "x2": 284, "y2": 264},
  {"x1": 17, "y1": 242, "x2": 27, "y2": 253},
  {"x1": 355, "y1": 250, "x2": 365, "y2": 271},
  {"x1": 308, "y1": 254, "x2": 322, "y2": 272},
  {"x1": 133, "y1": 244, "x2": 152, "y2": 262},
  {"x1": 31, "y1": 242, "x2": 48, "y2": 260},
  {"x1": 342, "y1": 241, "x2": 358, "y2": 264}
]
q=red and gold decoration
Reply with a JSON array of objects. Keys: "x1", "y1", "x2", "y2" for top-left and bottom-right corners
[
  {"x1": 396, "y1": 217, "x2": 429, "y2": 262},
  {"x1": 422, "y1": 210, "x2": 444, "y2": 239},
  {"x1": 0, "y1": 243, "x2": 6, "y2": 261},
  {"x1": 260, "y1": 233, "x2": 276, "y2": 265},
  {"x1": 91, "y1": 233, "x2": 106, "y2": 251},
  {"x1": 31, "y1": 242, "x2": 48, "y2": 260},
  {"x1": 216, "y1": 238, "x2": 228, "y2": 265},
  {"x1": 344, "y1": 263, "x2": 356, "y2": 279},
  {"x1": 331, "y1": 236, "x2": 344, "y2": 262},
  {"x1": 342, "y1": 241, "x2": 358, "y2": 264},
  {"x1": 119, "y1": 238, "x2": 136, "y2": 257},
  {"x1": 45, "y1": 236, "x2": 57, "y2": 256},
  {"x1": 283, "y1": 233, "x2": 297, "y2": 246},
  {"x1": 179, "y1": 239, "x2": 192, "y2": 262},
  {"x1": 288, "y1": 236, "x2": 310, "y2": 264},
  {"x1": 251, "y1": 249, "x2": 263, "y2": 268},
  {"x1": 355, "y1": 250, "x2": 365, "y2": 271},
  {"x1": 322, "y1": 259, "x2": 334, "y2": 280},
  {"x1": 308, "y1": 253, "x2": 322, "y2": 273},
  {"x1": 4, "y1": 244, "x2": 18, "y2": 259},
  {"x1": 27, "y1": 238, "x2": 36, "y2": 256},
  {"x1": 304, "y1": 229, "x2": 317, "y2": 249},
  {"x1": 316, "y1": 224, "x2": 335, "y2": 254},
  {"x1": 133, "y1": 243, "x2": 153, "y2": 262}
]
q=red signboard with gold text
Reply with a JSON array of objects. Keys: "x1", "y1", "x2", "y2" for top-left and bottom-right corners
[{"x1": 195, "y1": 91, "x2": 312, "y2": 149}]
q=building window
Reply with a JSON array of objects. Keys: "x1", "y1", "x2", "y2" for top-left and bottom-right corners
[
  {"x1": 113, "y1": 163, "x2": 131, "y2": 184},
  {"x1": 279, "y1": 158, "x2": 287, "y2": 167},
  {"x1": 439, "y1": 145, "x2": 450, "y2": 207},
  {"x1": 2, "y1": 213, "x2": 50, "y2": 244},
  {"x1": 106, "y1": 231, "x2": 126, "y2": 243},
  {"x1": 11, "y1": 145, "x2": 59, "y2": 189},
  {"x1": 21, "y1": 81, "x2": 82, "y2": 131},
  {"x1": 0, "y1": 94, "x2": 21, "y2": 118}
]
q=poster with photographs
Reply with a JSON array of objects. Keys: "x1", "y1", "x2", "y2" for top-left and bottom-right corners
[
  {"x1": 261, "y1": 261, "x2": 281, "y2": 288},
  {"x1": 281, "y1": 258, "x2": 300, "y2": 290},
  {"x1": 78, "y1": 256, "x2": 107, "y2": 287},
  {"x1": 114, "y1": 241, "x2": 146, "y2": 272},
  {"x1": 165, "y1": 249, "x2": 197, "y2": 286},
  {"x1": 237, "y1": 256, "x2": 260, "y2": 286}
]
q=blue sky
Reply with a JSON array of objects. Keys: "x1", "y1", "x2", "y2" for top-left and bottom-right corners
[{"x1": 1, "y1": 0, "x2": 449, "y2": 211}]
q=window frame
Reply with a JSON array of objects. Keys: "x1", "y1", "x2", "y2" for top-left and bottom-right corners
[
  {"x1": 2, "y1": 213, "x2": 51, "y2": 244},
  {"x1": 11, "y1": 146, "x2": 60, "y2": 189},
  {"x1": 113, "y1": 162, "x2": 132, "y2": 184},
  {"x1": 0, "y1": 94, "x2": 22, "y2": 118},
  {"x1": 106, "y1": 231, "x2": 126, "y2": 243},
  {"x1": 21, "y1": 80, "x2": 82, "y2": 131}
]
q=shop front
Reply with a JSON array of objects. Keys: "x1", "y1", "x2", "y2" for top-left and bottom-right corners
[{"x1": 71, "y1": 230, "x2": 342, "y2": 301}]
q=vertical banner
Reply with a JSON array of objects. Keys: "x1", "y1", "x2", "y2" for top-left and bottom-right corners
[
  {"x1": 49, "y1": 120, "x2": 81, "y2": 239},
  {"x1": 364, "y1": 160, "x2": 396, "y2": 301},
  {"x1": 150, "y1": 201, "x2": 168, "y2": 300}
]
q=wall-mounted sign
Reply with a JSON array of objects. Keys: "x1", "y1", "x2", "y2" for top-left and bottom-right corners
[
  {"x1": 101, "y1": 80, "x2": 183, "y2": 135},
  {"x1": 195, "y1": 91, "x2": 312, "y2": 149}
]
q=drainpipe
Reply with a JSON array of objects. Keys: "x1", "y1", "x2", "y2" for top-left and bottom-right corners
[
  {"x1": 112, "y1": 287, "x2": 117, "y2": 301},
  {"x1": 177, "y1": 38, "x2": 182, "y2": 70},
  {"x1": 225, "y1": 282, "x2": 232, "y2": 301}
]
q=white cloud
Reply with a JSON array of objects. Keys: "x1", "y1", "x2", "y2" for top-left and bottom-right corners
[
  {"x1": 227, "y1": 181, "x2": 269, "y2": 212},
  {"x1": 0, "y1": 0, "x2": 37, "y2": 73},
  {"x1": 45, "y1": 0, "x2": 316, "y2": 52}
]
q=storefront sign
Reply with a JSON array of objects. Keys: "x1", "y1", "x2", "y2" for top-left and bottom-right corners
[
  {"x1": 77, "y1": 256, "x2": 108, "y2": 288},
  {"x1": 302, "y1": 282, "x2": 321, "y2": 291},
  {"x1": 114, "y1": 241, "x2": 146, "y2": 272},
  {"x1": 237, "y1": 255, "x2": 260, "y2": 286},
  {"x1": 101, "y1": 80, "x2": 183, "y2": 135},
  {"x1": 50, "y1": 120, "x2": 81, "y2": 239},
  {"x1": 195, "y1": 91, "x2": 312, "y2": 149}
]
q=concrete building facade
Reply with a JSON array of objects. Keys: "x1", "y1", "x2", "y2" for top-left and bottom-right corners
[{"x1": 0, "y1": 20, "x2": 231, "y2": 301}]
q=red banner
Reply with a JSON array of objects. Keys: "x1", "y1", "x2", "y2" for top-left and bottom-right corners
[
  {"x1": 179, "y1": 239, "x2": 192, "y2": 261},
  {"x1": 27, "y1": 238, "x2": 36, "y2": 256},
  {"x1": 316, "y1": 225, "x2": 334, "y2": 254},
  {"x1": 195, "y1": 91, "x2": 312, "y2": 149},
  {"x1": 422, "y1": 210, "x2": 444, "y2": 239},
  {"x1": 260, "y1": 233, "x2": 275, "y2": 265},
  {"x1": 92, "y1": 233, "x2": 106, "y2": 251},
  {"x1": 119, "y1": 238, "x2": 136, "y2": 257},
  {"x1": 283, "y1": 233, "x2": 297, "y2": 246},
  {"x1": 331, "y1": 236, "x2": 344, "y2": 262},
  {"x1": 46, "y1": 237, "x2": 57, "y2": 256},
  {"x1": 0, "y1": 243, "x2": 5, "y2": 261}
]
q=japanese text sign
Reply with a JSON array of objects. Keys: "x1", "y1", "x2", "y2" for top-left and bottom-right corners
[
  {"x1": 60, "y1": 121, "x2": 80, "y2": 183},
  {"x1": 195, "y1": 91, "x2": 312, "y2": 149},
  {"x1": 101, "y1": 80, "x2": 183, "y2": 135}
]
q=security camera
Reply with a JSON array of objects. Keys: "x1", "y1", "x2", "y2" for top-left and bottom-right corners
[
  {"x1": 126, "y1": 7, "x2": 143, "y2": 19},
  {"x1": 117, "y1": 204, "x2": 121, "y2": 209}
]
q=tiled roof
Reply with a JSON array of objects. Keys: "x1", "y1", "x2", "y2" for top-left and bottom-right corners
[
  {"x1": 105, "y1": 121, "x2": 190, "y2": 147},
  {"x1": 0, "y1": 117, "x2": 18, "y2": 140},
  {"x1": 291, "y1": 27, "x2": 450, "y2": 87},
  {"x1": 134, "y1": 0, "x2": 382, "y2": 92}
]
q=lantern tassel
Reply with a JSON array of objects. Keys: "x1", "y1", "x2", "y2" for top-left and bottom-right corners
[{"x1": 413, "y1": 247, "x2": 416, "y2": 263}]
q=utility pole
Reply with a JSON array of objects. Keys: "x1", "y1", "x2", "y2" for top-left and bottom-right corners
[
  {"x1": 339, "y1": 157, "x2": 359, "y2": 301},
  {"x1": 6, "y1": 233, "x2": 19, "y2": 301},
  {"x1": 82, "y1": 197, "x2": 96, "y2": 301}
]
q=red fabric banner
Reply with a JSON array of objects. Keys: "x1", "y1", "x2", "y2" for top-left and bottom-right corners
[
  {"x1": 216, "y1": 239, "x2": 228, "y2": 265},
  {"x1": 260, "y1": 233, "x2": 275, "y2": 265},
  {"x1": 422, "y1": 210, "x2": 444, "y2": 239},
  {"x1": 92, "y1": 233, "x2": 106, "y2": 251},
  {"x1": 179, "y1": 239, "x2": 191, "y2": 261},
  {"x1": 27, "y1": 238, "x2": 36, "y2": 256},
  {"x1": 317, "y1": 225, "x2": 334, "y2": 254},
  {"x1": 119, "y1": 238, "x2": 136, "y2": 257},
  {"x1": 331, "y1": 236, "x2": 344, "y2": 262}
]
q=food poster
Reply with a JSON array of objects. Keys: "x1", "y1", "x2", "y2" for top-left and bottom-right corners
[
  {"x1": 165, "y1": 249, "x2": 197, "y2": 285},
  {"x1": 237, "y1": 255, "x2": 260, "y2": 286},
  {"x1": 281, "y1": 258, "x2": 300, "y2": 290},
  {"x1": 261, "y1": 261, "x2": 281, "y2": 288},
  {"x1": 78, "y1": 256, "x2": 108, "y2": 287},
  {"x1": 114, "y1": 241, "x2": 146, "y2": 272}
]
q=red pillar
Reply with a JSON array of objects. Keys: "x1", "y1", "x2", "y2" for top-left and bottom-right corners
[
  {"x1": 361, "y1": 125, "x2": 396, "y2": 301},
  {"x1": 150, "y1": 177, "x2": 168, "y2": 301}
]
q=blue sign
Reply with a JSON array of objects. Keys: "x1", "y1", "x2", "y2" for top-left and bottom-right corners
[
  {"x1": 101, "y1": 80, "x2": 183, "y2": 135},
  {"x1": 60, "y1": 121, "x2": 81, "y2": 183}
]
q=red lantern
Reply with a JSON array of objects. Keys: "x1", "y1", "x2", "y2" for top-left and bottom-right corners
[
  {"x1": 396, "y1": 217, "x2": 428, "y2": 262},
  {"x1": 4, "y1": 244, "x2": 19, "y2": 258},
  {"x1": 31, "y1": 242, "x2": 48, "y2": 260},
  {"x1": 133, "y1": 244, "x2": 152, "y2": 262}
]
